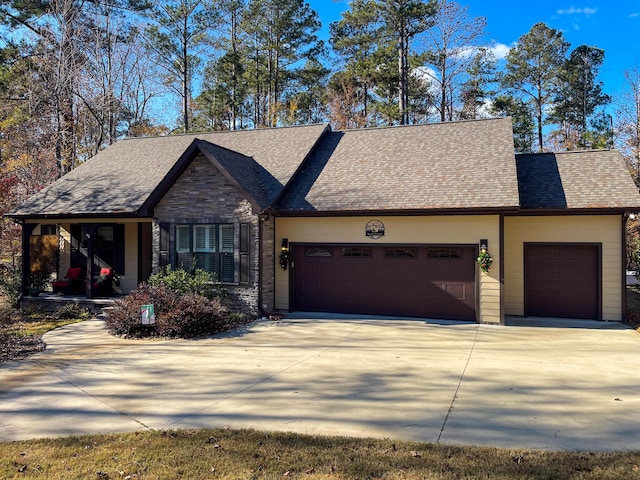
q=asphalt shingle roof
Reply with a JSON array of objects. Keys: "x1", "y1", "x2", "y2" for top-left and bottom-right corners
[
  {"x1": 516, "y1": 150, "x2": 640, "y2": 209},
  {"x1": 276, "y1": 117, "x2": 521, "y2": 212},
  {"x1": 9, "y1": 124, "x2": 329, "y2": 217},
  {"x1": 11, "y1": 118, "x2": 640, "y2": 219}
]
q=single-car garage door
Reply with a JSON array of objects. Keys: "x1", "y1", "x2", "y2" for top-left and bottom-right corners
[
  {"x1": 292, "y1": 245, "x2": 476, "y2": 320},
  {"x1": 525, "y1": 243, "x2": 600, "y2": 319}
]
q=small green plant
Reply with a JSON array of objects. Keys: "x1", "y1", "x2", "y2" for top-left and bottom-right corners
[
  {"x1": 55, "y1": 302, "x2": 90, "y2": 320},
  {"x1": 28, "y1": 271, "x2": 51, "y2": 295},
  {"x1": 148, "y1": 263, "x2": 227, "y2": 300}
]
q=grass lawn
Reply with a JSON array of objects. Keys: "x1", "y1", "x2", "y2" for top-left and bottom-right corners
[{"x1": 1, "y1": 428, "x2": 639, "y2": 479}]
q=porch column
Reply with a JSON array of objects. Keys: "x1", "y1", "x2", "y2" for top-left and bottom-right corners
[
  {"x1": 21, "y1": 222, "x2": 37, "y2": 296},
  {"x1": 84, "y1": 224, "x2": 98, "y2": 298}
]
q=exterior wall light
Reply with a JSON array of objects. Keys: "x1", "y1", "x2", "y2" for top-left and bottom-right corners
[{"x1": 280, "y1": 238, "x2": 289, "y2": 270}]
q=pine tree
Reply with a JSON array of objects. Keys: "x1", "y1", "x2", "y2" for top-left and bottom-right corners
[
  {"x1": 501, "y1": 22, "x2": 569, "y2": 152},
  {"x1": 552, "y1": 45, "x2": 610, "y2": 149}
]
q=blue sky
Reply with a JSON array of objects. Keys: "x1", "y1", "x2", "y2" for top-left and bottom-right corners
[{"x1": 307, "y1": 0, "x2": 640, "y2": 97}]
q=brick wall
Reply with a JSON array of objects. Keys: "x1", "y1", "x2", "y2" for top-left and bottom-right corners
[{"x1": 152, "y1": 153, "x2": 274, "y2": 316}]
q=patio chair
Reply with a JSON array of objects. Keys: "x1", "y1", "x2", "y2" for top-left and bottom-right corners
[
  {"x1": 52, "y1": 267, "x2": 85, "y2": 294},
  {"x1": 92, "y1": 268, "x2": 114, "y2": 296}
]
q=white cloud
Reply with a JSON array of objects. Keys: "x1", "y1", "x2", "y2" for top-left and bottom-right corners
[
  {"x1": 630, "y1": 12, "x2": 640, "y2": 18},
  {"x1": 557, "y1": 6, "x2": 597, "y2": 15},
  {"x1": 491, "y1": 43, "x2": 512, "y2": 60}
]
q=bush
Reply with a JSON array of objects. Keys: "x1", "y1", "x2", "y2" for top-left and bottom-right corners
[
  {"x1": 104, "y1": 284, "x2": 232, "y2": 338},
  {"x1": 148, "y1": 264, "x2": 227, "y2": 300},
  {"x1": 0, "y1": 262, "x2": 22, "y2": 308},
  {"x1": 55, "y1": 303, "x2": 90, "y2": 320}
]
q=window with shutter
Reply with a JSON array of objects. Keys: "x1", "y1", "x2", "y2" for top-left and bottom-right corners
[{"x1": 173, "y1": 223, "x2": 244, "y2": 284}]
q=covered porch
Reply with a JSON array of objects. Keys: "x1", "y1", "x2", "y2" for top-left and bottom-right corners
[{"x1": 20, "y1": 219, "x2": 153, "y2": 300}]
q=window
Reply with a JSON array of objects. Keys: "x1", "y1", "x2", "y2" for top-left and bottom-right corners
[
  {"x1": 40, "y1": 224, "x2": 57, "y2": 236},
  {"x1": 427, "y1": 248, "x2": 462, "y2": 259},
  {"x1": 384, "y1": 248, "x2": 417, "y2": 259},
  {"x1": 174, "y1": 224, "x2": 246, "y2": 283},
  {"x1": 305, "y1": 247, "x2": 333, "y2": 257},
  {"x1": 342, "y1": 247, "x2": 372, "y2": 258}
]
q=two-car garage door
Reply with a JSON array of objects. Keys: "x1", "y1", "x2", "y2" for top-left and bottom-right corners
[{"x1": 292, "y1": 244, "x2": 476, "y2": 321}]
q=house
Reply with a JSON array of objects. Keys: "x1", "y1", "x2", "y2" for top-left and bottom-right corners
[{"x1": 9, "y1": 118, "x2": 640, "y2": 323}]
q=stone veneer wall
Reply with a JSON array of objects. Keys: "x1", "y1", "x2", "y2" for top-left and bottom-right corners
[{"x1": 151, "y1": 153, "x2": 271, "y2": 316}]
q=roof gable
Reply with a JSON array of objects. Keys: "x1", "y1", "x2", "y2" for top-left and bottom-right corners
[
  {"x1": 516, "y1": 150, "x2": 640, "y2": 210},
  {"x1": 276, "y1": 118, "x2": 521, "y2": 213},
  {"x1": 9, "y1": 124, "x2": 329, "y2": 218}
]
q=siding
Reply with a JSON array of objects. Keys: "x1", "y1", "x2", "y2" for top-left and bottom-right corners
[
  {"x1": 276, "y1": 215, "x2": 501, "y2": 324},
  {"x1": 504, "y1": 215, "x2": 623, "y2": 321}
]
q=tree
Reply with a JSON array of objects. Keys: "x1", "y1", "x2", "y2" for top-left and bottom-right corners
[
  {"x1": 459, "y1": 47, "x2": 496, "y2": 120},
  {"x1": 330, "y1": 0, "x2": 380, "y2": 126},
  {"x1": 376, "y1": 0, "x2": 436, "y2": 124},
  {"x1": 330, "y1": 0, "x2": 435, "y2": 126},
  {"x1": 243, "y1": 0, "x2": 322, "y2": 127},
  {"x1": 326, "y1": 71, "x2": 369, "y2": 129},
  {"x1": 490, "y1": 94, "x2": 535, "y2": 153},
  {"x1": 551, "y1": 45, "x2": 610, "y2": 149},
  {"x1": 283, "y1": 57, "x2": 330, "y2": 125},
  {"x1": 422, "y1": 0, "x2": 488, "y2": 121},
  {"x1": 144, "y1": 0, "x2": 216, "y2": 133},
  {"x1": 207, "y1": 0, "x2": 246, "y2": 130},
  {"x1": 616, "y1": 66, "x2": 640, "y2": 186},
  {"x1": 501, "y1": 22, "x2": 569, "y2": 152}
]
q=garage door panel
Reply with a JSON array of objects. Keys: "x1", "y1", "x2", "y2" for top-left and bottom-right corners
[
  {"x1": 525, "y1": 244, "x2": 599, "y2": 319},
  {"x1": 293, "y1": 245, "x2": 476, "y2": 320}
]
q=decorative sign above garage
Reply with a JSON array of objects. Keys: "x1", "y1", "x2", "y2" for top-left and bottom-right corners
[{"x1": 365, "y1": 220, "x2": 385, "y2": 239}]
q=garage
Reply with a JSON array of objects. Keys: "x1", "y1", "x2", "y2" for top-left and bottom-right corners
[
  {"x1": 524, "y1": 243, "x2": 600, "y2": 319},
  {"x1": 292, "y1": 244, "x2": 477, "y2": 320}
]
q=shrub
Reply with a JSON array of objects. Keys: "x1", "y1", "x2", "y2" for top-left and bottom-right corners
[
  {"x1": 55, "y1": 303, "x2": 90, "y2": 320},
  {"x1": 0, "y1": 262, "x2": 22, "y2": 308},
  {"x1": 104, "y1": 284, "x2": 231, "y2": 338},
  {"x1": 148, "y1": 264, "x2": 227, "y2": 300}
]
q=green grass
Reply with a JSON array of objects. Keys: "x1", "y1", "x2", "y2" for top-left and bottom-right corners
[
  {"x1": 14, "y1": 318, "x2": 82, "y2": 336},
  {"x1": 1, "y1": 428, "x2": 639, "y2": 479}
]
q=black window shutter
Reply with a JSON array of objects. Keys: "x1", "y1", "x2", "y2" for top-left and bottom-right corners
[
  {"x1": 159, "y1": 223, "x2": 170, "y2": 267},
  {"x1": 240, "y1": 223, "x2": 249, "y2": 283}
]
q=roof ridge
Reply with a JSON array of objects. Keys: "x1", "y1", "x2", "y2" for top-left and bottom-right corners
[
  {"x1": 119, "y1": 123, "x2": 330, "y2": 142},
  {"x1": 517, "y1": 148, "x2": 615, "y2": 157},
  {"x1": 333, "y1": 117, "x2": 508, "y2": 133}
]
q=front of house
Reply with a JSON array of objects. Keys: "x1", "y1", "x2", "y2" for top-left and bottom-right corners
[{"x1": 9, "y1": 118, "x2": 640, "y2": 323}]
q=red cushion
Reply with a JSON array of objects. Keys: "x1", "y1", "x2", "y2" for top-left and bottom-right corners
[
  {"x1": 99, "y1": 268, "x2": 113, "y2": 277},
  {"x1": 66, "y1": 267, "x2": 82, "y2": 280}
]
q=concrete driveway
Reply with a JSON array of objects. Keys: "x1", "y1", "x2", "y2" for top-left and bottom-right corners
[{"x1": 1, "y1": 314, "x2": 639, "y2": 451}]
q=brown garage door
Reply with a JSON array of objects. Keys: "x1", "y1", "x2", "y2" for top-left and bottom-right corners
[
  {"x1": 525, "y1": 244, "x2": 600, "y2": 319},
  {"x1": 292, "y1": 245, "x2": 476, "y2": 320}
]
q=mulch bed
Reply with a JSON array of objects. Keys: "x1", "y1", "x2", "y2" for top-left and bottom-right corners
[{"x1": 0, "y1": 330, "x2": 45, "y2": 363}]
